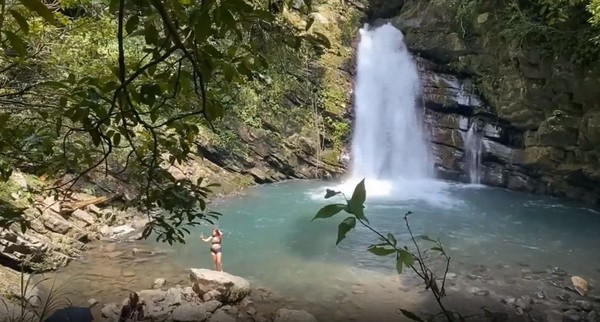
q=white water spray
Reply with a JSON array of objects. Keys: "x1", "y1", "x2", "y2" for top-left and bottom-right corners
[
  {"x1": 462, "y1": 121, "x2": 483, "y2": 184},
  {"x1": 350, "y1": 23, "x2": 432, "y2": 183}
]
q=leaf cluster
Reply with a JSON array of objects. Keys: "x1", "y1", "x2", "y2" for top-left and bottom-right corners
[
  {"x1": 313, "y1": 179, "x2": 460, "y2": 321},
  {"x1": 0, "y1": 0, "x2": 333, "y2": 243}
]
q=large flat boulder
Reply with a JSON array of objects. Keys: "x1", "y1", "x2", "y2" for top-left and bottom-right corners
[{"x1": 189, "y1": 268, "x2": 251, "y2": 303}]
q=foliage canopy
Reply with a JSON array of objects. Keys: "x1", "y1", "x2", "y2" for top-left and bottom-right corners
[{"x1": 0, "y1": 0, "x2": 333, "y2": 243}]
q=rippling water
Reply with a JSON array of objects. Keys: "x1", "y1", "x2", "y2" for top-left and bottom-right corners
[{"x1": 39, "y1": 179, "x2": 600, "y2": 321}]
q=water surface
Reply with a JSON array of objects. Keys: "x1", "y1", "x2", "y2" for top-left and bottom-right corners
[{"x1": 42, "y1": 179, "x2": 600, "y2": 321}]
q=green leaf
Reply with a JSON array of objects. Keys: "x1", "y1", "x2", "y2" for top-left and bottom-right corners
[
  {"x1": 113, "y1": 132, "x2": 121, "y2": 146},
  {"x1": 126, "y1": 15, "x2": 139, "y2": 35},
  {"x1": 39, "y1": 81, "x2": 69, "y2": 89},
  {"x1": 350, "y1": 178, "x2": 366, "y2": 205},
  {"x1": 367, "y1": 246, "x2": 395, "y2": 256},
  {"x1": 387, "y1": 233, "x2": 397, "y2": 246},
  {"x1": 90, "y1": 129, "x2": 101, "y2": 146},
  {"x1": 205, "y1": 101, "x2": 224, "y2": 121},
  {"x1": 222, "y1": 62, "x2": 235, "y2": 82},
  {"x1": 347, "y1": 179, "x2": 368, "y2": 223},
  {"x1": 250, "y1": 9, "x2": 275, "y2": 22},
  {"x1": 324, "y1": 189, "x2": 340, "y2": 199},
  {"x1": 312, "y1": 32, "x2": 331, "y2": 48},
  {"x1": 420, "y1": 235, "x2": 435, "y2": 242},
  {"x1": 9, "y1": 10, "x2": 29, "y2": 34},
  {"x1": 144, "y1": 21, "x2": 159, "y2": 45},
  {"x1": 477, "y1": 12, "x2": 489, "y2": 24},
  {"x1": 4, "y1": 31, "x2": 27, "y2": 56},
  {"x1": 201, "y1": 0, "x2": 217, "y2": 13},
  {"x1": 396, "y1": 249, "x2": 414, "y2": 274},
  {"x1": 18, "y1": 0, "x2": 55, "y2": 24},
  {"x1": 398, "y1": 309, "x2": 424, "y2": 322},
  {"x1": 305, "y1": 17, "x2": 315, "y2": 31},
  {"x1": 336, "y1": 216, "x2": 356, "y2": 245},
  {"x1": 430, "y1": 246, "x2": 443, "y2": 253},
  {"x1": 311, "y1": 204, "x2": 346, "y2": 221}
]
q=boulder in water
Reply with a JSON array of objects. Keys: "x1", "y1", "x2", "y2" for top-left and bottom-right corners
[
  {"x1": 189, "y1": 268, "x2": 251, "y2": 303},
  {"x1": 571, "y1": 276, "x2": 589, "y2": 296},
  {"x1": 273, "y1": 309, "x2": 318, "y2": 322}
]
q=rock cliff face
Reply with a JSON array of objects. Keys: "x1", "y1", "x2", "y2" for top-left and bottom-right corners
[{"x1": 364, "y1": 0, "x2": 600, "y2": 205}]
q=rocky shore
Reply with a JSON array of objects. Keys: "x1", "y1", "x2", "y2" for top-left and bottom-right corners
[{"x1": 99, "y1": 268, "x2": 317, "y2": 322}]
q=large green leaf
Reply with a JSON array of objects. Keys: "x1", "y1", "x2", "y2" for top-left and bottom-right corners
[
  {"x1": 367, "y1": 246, "x2": 395, "y2": 256},
  {"x1": 9, "y1": 10, "x2": 29, "y2": 34},
  {"x1": 18, "y1": 0, "x2": 55, "y2": 24},
  {"x1": 4, "y1": 31, "x2": 27, "y2": 56},
  {"x1": 336, "y1": 216, "x2": 356, "y2": 245},
  {"x1": 347, "y1": 179, "x2": 368, "y2": 223},
  {"x1": 396, "y1": 249, "x2": 414, "y2": 273},
  {"x1": 350, "y1": 178, "x2": 366, "y2": 205},
  {"x1": 311, "y1": 204, "x2": 346, "y2": 221}
]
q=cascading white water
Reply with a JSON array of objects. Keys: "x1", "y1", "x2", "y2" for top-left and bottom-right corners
[
  {"x1": 463, "y1": 121, "x2": 483, "y2": 184},
  {"x1": 350, "y1": 23, "x2": 432, "y2": 182}
]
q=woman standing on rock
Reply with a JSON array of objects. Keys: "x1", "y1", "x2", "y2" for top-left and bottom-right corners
[{"x1": 201, "y1": 227, "x2": 223, "y2": 272}]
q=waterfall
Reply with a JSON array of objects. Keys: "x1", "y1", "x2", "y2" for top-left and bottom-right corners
[
  {"x1": 350, "y1": 23, "x2": 432, "y2": 182},
  {"x1": 463, "y1": 121, "x2": 483, "y2": 184}
]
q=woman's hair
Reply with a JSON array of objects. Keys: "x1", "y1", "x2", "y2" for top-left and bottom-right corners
[
  {"x1": 212, "y1": 227, "x2": 221, "y2": 236},
  {"x1": 129, "y1": 292, "x2": 139, "y2": 305}
]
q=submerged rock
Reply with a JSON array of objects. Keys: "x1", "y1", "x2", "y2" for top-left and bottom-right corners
[
  {"x1": 273, "y1": 309, "x2": 318, "y2": 322},
  {"x1": 189, "y1": 268, "x2": 251, "y2": 303},
  {"x1": 563, "y1": 310, "x2": 582, "y2": 322},
  {"x1": 571, "y1": 276, "x2": 589, "y2": 296},
  {"x1": 573, "y1": 299, "x2": 593, "y2": 311}
]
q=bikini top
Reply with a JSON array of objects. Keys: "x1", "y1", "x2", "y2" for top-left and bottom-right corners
[{"x1": 211, "y1": 236, "x2": 221, "y2": 244}]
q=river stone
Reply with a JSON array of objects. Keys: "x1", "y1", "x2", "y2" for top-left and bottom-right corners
[
  {"x1": 138, "y1": 289, "x2": 167, "y2": 304},
  {"x1": 203, "y1": 290, "x2": 221, "y2": 302},
  {"x1": 573, "y1": 299, "x2": 593, "y2": 311},
  {"x1": 165, "y1": 287, "x2": 184, "y2": 307},
  {"x1": 101, "y1": 303, "x2": 120, "y2": 319},
  {"x1": 153, "y1": 278, "x2": 166, "y2": 290},
  {"x1": 563, "y1": 310, "x2": 582, "y2": 322},
  {"x1": 72, "y1": 209, "x2": 95, "y2": 225},
  {"x1": 172, "y1": 303, "x2": 208, "y2": 322},
  {"x1": 571, "y1": 276, "x2": 589, "y2": 296},
  {"x1": 145, "y1": 302, "x2": 171, "y2": 322},
  {"x1": 189, "y1": 268, "x2": 251, "y2": 303},
  {"x1": 201, "y1": 300, "x2": 222, "y2": 313},
  {"x1": 41, "y1": 210, "x2": 71, "y2": 234},
  {"x1": 208, "y1": 309, "x2": 236, "y2": 322},
  {"x1": 273, "y1": 309, "x2": 318, "y2": 322}
]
